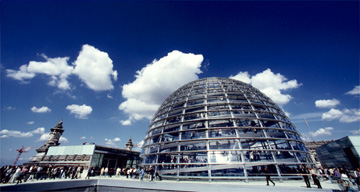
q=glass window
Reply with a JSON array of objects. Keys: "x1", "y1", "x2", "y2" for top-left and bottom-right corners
[
  {"x1": 184, "y1": 112, "x2": 205, "y2": 121},
  {"x1": 208, "y1": 104, "x2": 229, "y2": 111},
  {"x1": 209, "y1": 151, "x2": 241, "y2": 163},
  {"x1": 164, "y1": 125, "x2": 180, "y2": 133},
  {"x1": 211, "y1": 167, "x2": 245, "y2": 177},
  {"x1": 163, "y1": 132, "x2": 179, "y2": 142},
  {"x1": 180, "y1": 142, "x2": 207, "y2": 151},
  {"x1": 209, "y1": 139, "x2": 239, "y2": 150},
  {"x1": 207, "y1": 96, "x2": 226, "y2": 103},
  {"x1": 181, "y1": 130, "x2": 206, "y2": 140},
  {"x1": 179, "y1": 152, "x2": 208, "y2": 164},
  {"x1": 261, "y1": 120, "x2": 280, "y2": 128},
  {"x1": 209, "y1": 128, "x2": 237, "y2": 138},
  {"x1": 182, "y1": 122, "x2": 205, "y2": 130},
  {"x1": 208, "y1": 119, "x2": 234, "y2": 128},
  {"x1": 185, "y1": 106, "x2": 204, "y2": 113},
  {"x1": 159, "y1": 143, "x2": 178, "y2": 153}
]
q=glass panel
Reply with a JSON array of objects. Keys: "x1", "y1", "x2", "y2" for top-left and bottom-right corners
[
  {"x1": 159, "y1": 142, "x2": 178, "y2": 153},
  {"x1": 164, "y1": 125, "x2": 180, "y2": 133},
  {"x1": 181, "y1": 130, "x2": 206, "y2": 140},
  {"x1": 207, "y1": 96, "x2": 226, "y2": 103},
  {"x1": 180, "y1": 141, "x2": 207, "y2": 151},
  {"x1": 211, "y1": 166, "x2": 245, "y2": 177},
  {"x1": 207, "y1": 110, "x2": 231, "y2": 118},
  {"x1": 184, "y1": 112, "x2": 205, "y2": 121},
  {"x1": 179, "y1": 152, "x2": 208, "y2": 164},
  {"x1": 143, "y1": 155, "x2": 157, "y2": 164},
  {"x1": 209, "y1": 128, "x2": 237, "y2": 138},
  {"x1": 158, "y1": 153, "x2": 177, "y2": 163},
  {"x1": 209, "y1": 139, "x2": 239, "y2": 150},
  {"x1": 163, "y1": 132, "x2": 179, "y2": 142},
  {"x1": 208, "y1": 104, "x2": 229, "y2": 111},
  {"x1": 182, "y1": 122, "x2": 205, "y2": 130},
  {"x1": 261, "y1": 120, "x2": 280, "y2": 128},
  {"x1": 208, "y1": 119, "x2": 234, "y2": 128},
  {"x1": 185, "y1": 106, "x2": 205, "y2": 113}
]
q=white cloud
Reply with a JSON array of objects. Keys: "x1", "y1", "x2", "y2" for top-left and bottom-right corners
[
  {"x1": 309, "y1": 127, "x2": 334, "y2": 137},
  {"x1": 5, "y1": 106, "x2": 16, "y2": 111},
  {"x1": 6, "y1": 45, "x2": 116, "y2": 92},
  {"x1": 66, "y1": 104, "x2": 92, "y2": 119},
  {"x1": 113, "y1": 137, "x2": 121, "y2": 142},
  {"x1": 315, "y1": 99, "x2": 340, "y2": 108},
  {"x1": 6, "y1": 65, "x2": 36, "y2": 82},
  {"x1": 119, "y1": 50, "x2": 203, "y2": 125},
  {"x1": 80, "y1": 136, "x2": 87, "y2": 140},
  {"x1": 26, "y1": 121, "x2": 35, "y2": 125},
  {"x1": 322, "y1": 108, "x2": 360, "y2": 123},
  {"x1": 346, "y1": 85, "x2": 360, "y2": 95},
  {"x1": 0, "y1": 127, "x2": 45, "y2": 138},
  {"x1": 37, "y1": 133, "x2": 69, "y2": 143},
  {"x1": 350, "y1": 129, "x2": 360, "y2": 135},
  {"x1": 120, "y1": 119, "x2": 132, "y2": 126},
  {"x1": 73, "y1": 44, "x2": 117, "y2": 91},
  {"x1": 105, "y1": 137, "x2": 121, "y2": 148},
  {"x1": 31, "y1": 106, "x2": 51, "y2": 113},
  {"x1": 6, "y1": 54, "x2": 73, "y2": 90},
  {"x1": 230, "y1": 69, "x2": 301, "y2": 106}
]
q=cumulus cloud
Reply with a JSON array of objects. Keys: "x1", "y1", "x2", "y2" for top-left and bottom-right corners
[
  {"x1": 105, "y1": 137, "x2": 121, "y2": 147},
  {"x1": 119, "y1": 50, "x2": 203, "y2": 125},
  {"x1": 309, "y1": 127, "x2": 334, "y2": 137},
  {"x1": 26, "y1": 121, "x2": 35, "y2": 125},
  {"x1": 73, "y1": 44, "x2": 117, "y2": 91},
  {"x1": 322, "y1": 108, "x2": 360, "y2": 123},
  {"x1": 6, "y1": 45, "x2": 117, "y2": 92},
  {"x1": 31, "y1": 106, "x2": 51, "y2": 113},
  {"x1": 350, "y1": 129, "x2": 360, "y2": 135},
  {"x1": 315, "y1": 99, "x2": 340, "y2": 108},
  {"x1": 0, "y1": 127, "x2": 45, "y2": 138},
  {"x1": 230, "y1": 69, "x2": 301, "y2": 106},
  {"x1": 5, "y1": 106, "x2": 16, "y2": 111},
  {"x1": 6, "y1": 54, "x2": 73, "y2": 90},
  {"x1": 346, "y1": 85, "x2": 360, "y2": 95},
  {"x1": 37, "y1": 133, "x2": 69, "y2": 143},
  {"x1": 66, "y1": 104, "x2": 92, "y2": 119}
]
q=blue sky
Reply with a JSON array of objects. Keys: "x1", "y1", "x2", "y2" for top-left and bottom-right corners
[{"x1": 1, "y1": 1, "x2": 359, "y2": 166}]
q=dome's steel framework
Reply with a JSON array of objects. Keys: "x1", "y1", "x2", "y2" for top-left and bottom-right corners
[{"x1": 141, "y1": 77, "x2": 312, "y2": 181}]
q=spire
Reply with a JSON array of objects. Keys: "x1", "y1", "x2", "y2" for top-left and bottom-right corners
[
  {"x1": 36, "y1": 119, "x2": 65, "y2": 153},
  {"x1": 125, "y1": 137, "x2": 134, "y2": 151}
]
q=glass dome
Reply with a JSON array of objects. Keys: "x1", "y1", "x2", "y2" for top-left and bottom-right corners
[{"x1": 141, "y1": 77, "x2": 312, "y2": 181}]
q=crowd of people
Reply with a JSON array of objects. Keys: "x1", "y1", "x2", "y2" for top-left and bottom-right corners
[
  {"x1": 0, "y1": 165, "x2": 162, "y2": 184},
  {"x1": 1, "y1": 164, "x2": 359, "y2": 191},
  {"x1": 0, "y1": 165, "x2": 85, "y2": 184}
]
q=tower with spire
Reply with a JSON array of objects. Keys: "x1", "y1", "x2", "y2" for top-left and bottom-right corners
[
  {"x1": 125, "y1": 138, "x2": 134, "y2": 151},
  {"x1": 36, "y1": 119, "x2": 65, "y2": 153}
]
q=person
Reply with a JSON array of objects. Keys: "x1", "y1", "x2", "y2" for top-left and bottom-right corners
[
  {"x1": 149, "y1": 167, "x2": 154, "y2": 181},
  {"x1": 300, "y1": 165, "x2": 311, "y2": 188},
  {"x1": 264, "y1": 167, "x2": 275, "y2": 186},
  {"x1": 155, "y1": 170, "x2": 162, "y2": 181},
  {"x1": 100, "y1": 167, "x2": 104, "y2": 177},
  {"x1": 104, "y1": 167, "x2": 109, "y2": 177},
  {"x1": 139, "y1": 167, "x2": 145, "y2": 181},
  {"x1": 116, "y1": 167, "x2": 121, "y2": 177},
  {"x1": 310, "y1": 168, "x2": 322, "y2": 189},
  {"x1": 86, "y1": 167, "x2": 92, "y2": 179},
  {"x1": 354, "y1": 168, "x2": 360, "y2": 187}
]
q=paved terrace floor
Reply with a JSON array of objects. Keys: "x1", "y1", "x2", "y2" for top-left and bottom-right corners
[{"x1": 0, "y1": 175, "x2": 345, "y2": 192}]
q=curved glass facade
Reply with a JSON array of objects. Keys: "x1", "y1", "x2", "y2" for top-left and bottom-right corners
[{"x1": 141, "y1": 77, "x2": 312, "y2": 180}]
